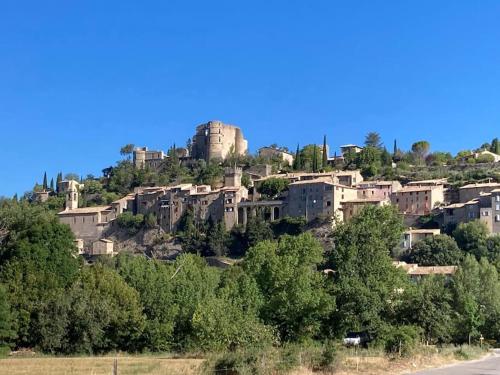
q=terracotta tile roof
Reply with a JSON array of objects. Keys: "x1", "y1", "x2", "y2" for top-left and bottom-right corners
[{"x1": 58, "y1": 206, "x2": 112, "y2": 215}]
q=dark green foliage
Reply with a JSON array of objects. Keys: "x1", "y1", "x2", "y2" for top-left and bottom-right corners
[
  {"x1": 271, "y1": 216, "x2": 306, "y2": 237},
  {"x1": 491, "y1": 138, "x2": 500, "y2": 155},
  {"x1": 205, "y1": 218, "x2": 229, "y2": 257},
  {"x1": 257, "y1": 177, "x2": 290, "y2": 199},
  {"x1": 116, "y1": 212, "x2": 145, "y2": 235},
  {"x1": 380, "y1": 325, "x2": 422, "y2": 356},
  {"x1": 244, "y1": 215, "x2": 273, "y2": 248},
  {"x1": 405, "y1": 235, "x2": 463, "y2": 266},
  {"x1": 400, "y1": 276, "x2": 453, "y2": 344},
  {"x1": 365, "y1": 132, "x2": 383, "y2": 149},
  {"x1": 0, "y1": 285, "x2": 16, "y2": 349},
  {"x1": 42, "y1": 172, "x2": 48, "y2": 190},
  {"x1": 322, "y1": 135, "x2": 328, "y2": 169},
  {"x1": 328, "y1": 205, "x2": 408, "y2": 337},
  {"x1": 244, "y1": 233, "x2": 334, "y2": 341},
  {"x1": 452, "y1": 221, "x2": 489, "y2": 260}
]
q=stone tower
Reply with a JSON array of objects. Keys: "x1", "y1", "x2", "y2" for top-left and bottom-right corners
[
  {"x1": 58, "y1": 180, "x2": 82, "y2": 210},
  {"x1": 224, "y1": 167, "x2": 243, "y2": 188},
  {"x1": 192, "y1": 121, "x2": 248, "y2": 162}
]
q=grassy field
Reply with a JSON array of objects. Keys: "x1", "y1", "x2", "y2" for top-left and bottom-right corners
[
  {"x1": 0, "y1": 356, "x2": 204, "y2": 375},
  {"x1": 0, "y1": 346, "x2": 487, "y2": 375}
]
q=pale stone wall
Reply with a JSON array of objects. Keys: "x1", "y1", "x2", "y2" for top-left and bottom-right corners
[
  {"x1": 391, "y1": 186, "x2": 444, "y2": 215},
  {"x1": 192, "y1": 121, "x2": 248, "y2": 161}
]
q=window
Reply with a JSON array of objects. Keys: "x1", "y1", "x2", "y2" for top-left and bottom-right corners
[
  {"x1": 225, "y1": 207, "x2": 234, "y2": 212},
  {"x1": 326, "y1": 201, "x2": 331, "y2": 207},
  {"x1": 483, "y1": 211, "x2": 490, "y2": 216},
  {"x1": 496, "y1": 195, "x2": 500, "y2": 202},
  {"x1": 496, "y1": 215, "x2": 500, "y2": 222},
  {"x1": 341, "y1": 195, "x2": 344, "y2": 199},
  {"x1": 496, "y1": 204, "x2": 500, "y2": 211}
]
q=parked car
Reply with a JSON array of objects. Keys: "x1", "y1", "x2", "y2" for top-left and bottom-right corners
[{"x1": 343, "y1": 331, "x2": 370, "y2": 347}]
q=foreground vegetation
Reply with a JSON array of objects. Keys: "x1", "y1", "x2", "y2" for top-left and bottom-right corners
[{"x1": 2, "y1": 197, "x2": 500, "y2": 372}]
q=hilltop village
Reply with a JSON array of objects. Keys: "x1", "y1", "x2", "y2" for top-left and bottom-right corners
[{"x1": 33, "y1": 120, "x2": 500, "y2": 275}]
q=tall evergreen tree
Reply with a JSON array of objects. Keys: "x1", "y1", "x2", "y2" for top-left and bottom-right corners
[
  {"x1": 322, "y1": 135, "x2": 328, "y2": 169},
  {"x1": 393, "y1": 139, "x2": 397, "y2": 156},
  {"x1": 50, "y1": 178, "x2": 54, "y2": 191},
  {"x1": 491, "y1": 138, "x2": 500, "y2": 155},
  {"x1": 293, "y1": 144, "x2": 301, "y2": 170},
  {"x1": 56, "y1": 172, "x2": 63, "y2": 193},
  {"x1": 312, "y1": 144, "x2": 318, "y2": 172},
  {"x1": 43, "y1": 172, "x2": 48, "y2": 191}
]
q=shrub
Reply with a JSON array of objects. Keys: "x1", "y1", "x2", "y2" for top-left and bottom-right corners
[
  {"x1": 116, "y1": 212, "x2": 144, "y2": 235},
  {"x1": 380, "y1": 325, "x2": 422, "y2": 357}
]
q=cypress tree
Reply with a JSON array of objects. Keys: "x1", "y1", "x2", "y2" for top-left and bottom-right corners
[
  {"x1": 491, "y1": 138, "x2": 500, "y2": 155},
  {"x1": 42, "y1": 172, "x2": 48, "y2": 191},
  {"x1": 322, "y1": 135, "x2": 328, "y2": 169},
  {"x1": 293, "y1": 144, "x2": 301, "y2": 170},
  {"x1": 312, "y1": 144, "x2": 318, "y2": 172},
  {"x1": 56, "y1": 172, "x2": 63, "y2": 193},
  {"x1": 393, "y1": 139, "x2": 397, "y2": 156},
  {"x1": 50, "y1": 178, "x2": 54, "y2": 191}
]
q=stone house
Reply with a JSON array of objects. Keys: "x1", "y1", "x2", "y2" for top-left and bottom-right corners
[
  {"x1": 356, "y1": 180, "x2": 402, "y2": 200},
  {"x1": 458, "y1": 182, "x2": 500, "y2": 203},
  {"x1": 390, "y1": 185, "x2": 445, "y2": 215},
  {"x1": 287, "y1": 179, "x2": 357, "y2": 222},
  {"x1": 401, "y1": 228, "x2": 441, "y2": 251},
  {"x1": 258, "y1": 146, "x2": 294, "y2": 166}
]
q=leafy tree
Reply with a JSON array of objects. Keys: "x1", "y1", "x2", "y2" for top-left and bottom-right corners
[
  {"x1": 115, "y1": 255, "x2": 177, "y2": 351},
  {"x1": 244, "y1": 233, "x2": 334, "y2": 341},
  {"x1": 0, "y1": 284, "x2": 16, "y2": 350},
  {"x1": 271, "y1": 216, "x2": 306, "y2": 237},
  {"x1": 65, "y1": 265, "x2": 145, "y2": 353},
  {"x1": 451, "y1": 255, "x2": 485, "y2": 344},
  {"x1": 299, "y1": 145, "x2": 322, "y2": 172},
  {"x1": 116, "y1": 212, "x2": 145, "y2": 235},
  {"x1": 327, "y1": 205, "x2": 408, "y2": 337},
  {"x1": 357, "y1": 146, "x2": 382, "y2": 178},
  {"x1": 120, "y1": 144, "x2": 135, "y2": 159},
  {"x1": 405, "y1": 235, "x2": 463, "y2": 266},
  {"x1": 411, "y1": 141, "x2": 430, "y2": 164},
  {"x1": 245, "y1": 215, "x2": 273, "y2": 248},
  {"x1": 191, "y1": 267, "x2": 272, "y2": 351},
  {"x1": 365, "y1": 132, "x2": 383, "y2": 149},
  {"x1": 452, "y1": 221, "x2": 489, "y2": 260},
  {"x1": 205, "y1": 218, "x2": 229, "y2": 257},
  {"x1": 400, "y1": 276, "x2": 453, "y2": 344},
  {"x1": 257, "y1": 178, "x2": 290, "y2": 199},
  {"x1": 491, "y1": 138, "x2": 500, "y2": 155}
]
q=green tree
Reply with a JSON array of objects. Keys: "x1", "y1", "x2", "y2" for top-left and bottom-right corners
[
  {"x1": 66, "y1": 265, "x2": 145, "y2": 353},
  {"x1": 327, "y1": 205, "x2": 408, "y2": 337},
  {"x1": 120, "y1": 144, "x2": 135, "y2": 159},
  {"x1": 245, "y1": 215, "x2": 273, "y2": 248},
  {"x1": 411, "y1": 141, "x2": 430, "y2": 164},
  {"x1": 490, "y1": 138, "x2": 500, "y2": 155},
  {"x1": 400, "y1": 276, "x2": 453, "y2": 344},
  {"x1": 452, "y1": 221, "x2": 489, "y2": 260},
  {"x1": 205, "y1": 218, "x2": 229, "y2": 257},
  {"x1": 244, "y1": 233, "x2": 334, "y2": 341},
  {"x1": 257, "y1": 178, "x2": 290, "y2": 199},
  {"x1": 365, "y1": 132, "x2": 383, "y2": 149},
  {"x1": 0, "y1": 284, "x2": 16, "y2": 350},
  {"x1": 322, "y1": 135, "x2": 328, "y2": 169},
  {"x1": 357, "y1": 146, "x2": 382, "y2": 178},
  {"x1": 405, "y1": 235, "x2": 463, "y2": 266},
  {"x1": 451, "y1": 255, "x2": 485, "y2": 344},
  {"x1": 293, "y1": 144, "x2": 301, "y2": 170},
  {"x1": 42, "y1": 172, "x2": 48, "y2": 190}
]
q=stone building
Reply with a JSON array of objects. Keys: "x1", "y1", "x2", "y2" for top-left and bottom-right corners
[
  {"x1": 287, "y1": 178, "x2": 357, "y2": 222},
  {"x1": 91, "y1": 238, "x2": 114, "y2": 256},
  {"x1": 133, "y1": 147, "x2": 166, "y2": 169},
  {"x1": 401, "y1": 228, "x2": 441, "y2": 251},
  {"x1": 390, "y1": 185, "x2": 445, "y2": 215},
  {"x1": 192, "y1": 120, "x2": 248, "y2": 161},
  {"x1": 356, "y1": 180, "x2": 402, "y2": 200},
  {"x1": 258, "y1": 146, "x2": 294, "y2": 166},
  {"x1": 458, "y1": 182, "x2": 500, "y2": 203}
]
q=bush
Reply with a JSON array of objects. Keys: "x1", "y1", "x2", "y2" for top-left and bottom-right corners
[
  {"x1": 116, "y1": 212, "x2": 145, "y2": 235},
  {"x1": 380, "y1": 325, "x2": 422, "y2": 357}
]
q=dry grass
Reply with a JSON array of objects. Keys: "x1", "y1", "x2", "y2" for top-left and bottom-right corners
[{"x1": 0, "y1": 356, "x2": 204, "y2": 375}]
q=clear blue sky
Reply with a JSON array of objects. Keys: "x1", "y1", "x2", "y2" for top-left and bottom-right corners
[{"x1": 1, "y1": 1, "x2": 500, "y2": 197}]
